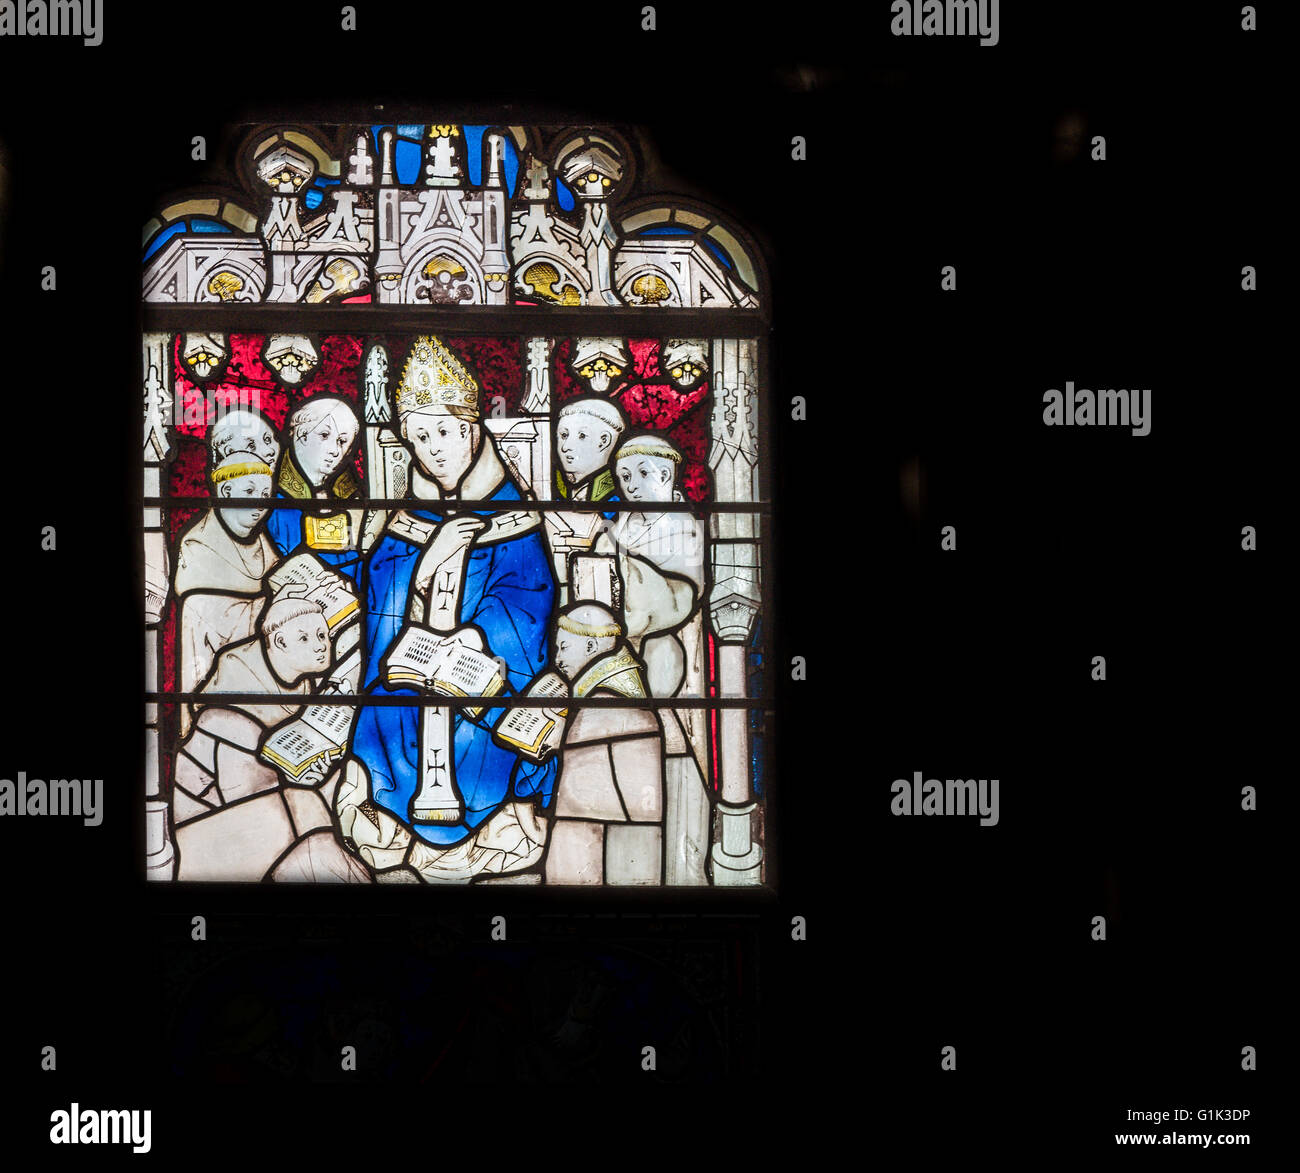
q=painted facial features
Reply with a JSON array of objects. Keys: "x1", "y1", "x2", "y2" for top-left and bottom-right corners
[
  {"x1": 557, "y1": 413, "x2": 613, "y2": 483},
  {"x1": 616, "y1": 455, "x2": 674, "y2": 502},
  {"x1": 219, "y1": 473, "x2": 272, "y2": 537},
  {"x1": 409, "y1": 414, "x2": 475, "y2": 488},
  {"x1": 274, "y1": 613, "x2": 331, "y2": 680},
  {"x1": 297, "y1": 411, "x2": 357, "y2": 486},
  {"x1": 553, "y1": 630, "x2": 597, "y2": 681}
]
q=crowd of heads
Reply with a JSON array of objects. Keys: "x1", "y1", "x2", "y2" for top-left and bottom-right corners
[
  {"x1": 197, "y1": 346, "x2": 689, "y2": 687},
  {"x1": 201, "y1": 341, "x2": 687, "y2": 507},
  {"x1": 207, "y1": 399, "x2": 361, "y2": 499},
  {"x1": 558, "y1": 397, "x2": 684, "y2": 503}
]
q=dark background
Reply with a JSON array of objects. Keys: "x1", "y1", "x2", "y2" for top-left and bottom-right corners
[{"x1": 0, "y1": 0, "x2": 1281, "y2": 1156}]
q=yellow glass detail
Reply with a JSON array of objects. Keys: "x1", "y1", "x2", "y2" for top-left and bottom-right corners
[{"x1": 305, "y1": 513, "x2": 350, "y2": 551}]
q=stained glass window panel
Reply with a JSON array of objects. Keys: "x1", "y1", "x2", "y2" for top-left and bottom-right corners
[{"x1": 142, "y1": 123, "x2": 769, "y2": 887}]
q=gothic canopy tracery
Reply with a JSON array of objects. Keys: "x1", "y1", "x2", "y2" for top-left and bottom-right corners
[{"x1": 143, "y1": 124, "x2": 763, "y2": 311}]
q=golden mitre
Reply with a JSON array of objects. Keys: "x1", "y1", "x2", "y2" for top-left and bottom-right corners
[{"x1": 394, "y1": 335, "x2": 480, "y2": 418}]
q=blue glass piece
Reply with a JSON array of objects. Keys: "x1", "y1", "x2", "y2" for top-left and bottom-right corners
[
  {"x1": 556, "y1": 177, "x2": 575, "y2": 211},
  {"x1": 395, "y1": 138, "x2": 421, "y2": 185},
  {"x1": 304, "y1": 175, "x2": 340, "y2": 212},
  {"x1": 503, "y1": 136, "x2": 519, "y2": 196},
  {"x1": 746, "y1": 617, "x2": 764, "y2": 694},
  {"x1": 354, "y1": 486, "x2": 558, "y2": 846},
  {"x1": 142, "y1": 222, "x2": 186, "y2": 262},
  {"x1": 396, "y1": 124, "x2": 423, "y2": 139},
  {"x1": 189, "y1": 218, "x2": 231, "y2": 233},
  {"x1": 370, "y1": 124, "x2": 385, "y2": 154},
  {"x1": 462, "y1": 125, "x2": 485, "y2": 186},
  {"x1": 702, "y1": 238, "x2": 734, "y2": 270},
  {"x1": 640, "y1": 225, "x2": 693, "y2": 235}
]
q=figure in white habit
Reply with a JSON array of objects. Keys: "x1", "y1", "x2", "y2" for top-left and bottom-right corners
[
  {"x1": 172, "y1": 596, "x2": 369, "y2": 883},
  {"x1": 544, "y1": 602, "x2": 663, "y2": 886},
  {"x1": 174, "y1": 452, "x2": 280, "y2": 738},
  {"x1": 600, "y1": 433, "x2": 712, "y2": 884}
]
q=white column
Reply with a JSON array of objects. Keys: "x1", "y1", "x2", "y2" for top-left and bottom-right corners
[
  {"x1": 143, "y1": 334, "x2": 175, "y2": 880},
  {"x1": 707, "y1": 339, "x2": 763, "y2": 885}
]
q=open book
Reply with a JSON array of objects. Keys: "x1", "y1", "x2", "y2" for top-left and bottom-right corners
[
  {"x1": 260, "y1": 703, "x2": 355, "y2": 781},
  {"x1": 382, "y1": 626, "x2": 506, "y2": 718},
  {"x1": 267, "y1": 552, "x2": 359, "y2": 631},
  {"x1": 492, "y1": 670, "x2": 569, "y2": 762}
]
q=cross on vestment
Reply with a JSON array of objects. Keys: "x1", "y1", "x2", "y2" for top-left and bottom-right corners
[
  {"x1": 410, "y1": 522, "x2": 475, "y2": 824},
  {"x1": 423, "y1": 746, "x2": 450, "y2": 796},
  {"x1": 431, "y1": 569, "x2": 458, "y2": 623}
]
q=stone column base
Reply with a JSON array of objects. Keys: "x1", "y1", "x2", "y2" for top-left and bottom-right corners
[{"x1": 709, "y1": 801, "x2": 762, "y2": 885}]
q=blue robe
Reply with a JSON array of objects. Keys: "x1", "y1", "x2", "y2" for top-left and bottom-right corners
[
  {"x1": 351, "y1": 478, "x2": 558, "y2": 846},
  {"x1": 266, "y1": 451, "x2": 365, "y2": 583},
  {"x1": 266, "y1": 499, "x2": 365, "y2": 584}
]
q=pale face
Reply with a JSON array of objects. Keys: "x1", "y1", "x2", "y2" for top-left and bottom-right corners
[
  {"x1": 296, "y1": 410, "x2": 357, "y2": 486},
  {"x1": 239, "y1": 423, "x2": 279, "y2": 467},
  {"x1": 616, "y1": 455, "x2": 674, "y2": 502},
  {"x1": 272, "y1": 613, "x2": 331, "y2": 681},
  {"x1": 553, "y1": 630, "x2": 598, "y2": 682},
  {"x1": 557, "y1": 413, "x2": 615, "y2": 483},
  {"x1": 215, "y1": 414, "x2": 279, "y2": 467},
  {"x1": 408, "y1": 413, "x2": 475, "y2": 488},
  {"x1": 218, "y1": 473, "x2": 272, "y2": 538}
]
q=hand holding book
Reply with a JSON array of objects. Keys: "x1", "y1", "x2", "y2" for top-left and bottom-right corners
[
  {"x1": 260, "y1": 703, "x2": 355, "y2": 782},
  {"x1": 492, "y1": 670, "x2": 569, "y2": 762},
  {"x1": 267, "y1": 552, "x2": 359, "y2": 631}
]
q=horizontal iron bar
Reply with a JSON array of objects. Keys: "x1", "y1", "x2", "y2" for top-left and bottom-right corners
[
  {"x1": 142, "y1": 498, "x2": 771, "y2": 512},
  {"x1": 148, "y1": 693, "x2": 772, "y2": 708},
  {"x1": 141, "y1": 304, "x2": 769, "y2": 333}
]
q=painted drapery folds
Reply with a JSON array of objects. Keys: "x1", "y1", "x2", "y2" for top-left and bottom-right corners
[{"x1": 142, "y1": 123, "x2": 769, "y2": 885}]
